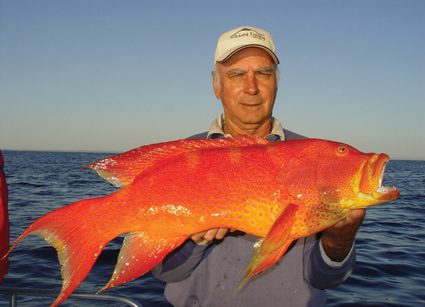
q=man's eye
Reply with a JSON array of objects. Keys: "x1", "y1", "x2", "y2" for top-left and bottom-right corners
[
  {"x1": 256, "y1": 70, "x2": 273, "y2": 76},
  {"x1": 228, "y1": 72, "x2": 244, "y2": 78}
]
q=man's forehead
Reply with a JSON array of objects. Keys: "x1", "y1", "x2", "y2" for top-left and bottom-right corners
[
  {"x1": 220, "y1": 65, "x2": 275, "y2": 73},
  {"x1": 219, "y1": 47, "x2": 275, "y2": 69}
]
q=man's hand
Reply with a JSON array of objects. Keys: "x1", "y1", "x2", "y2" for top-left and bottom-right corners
[
  {"x1": 321, "y1": 209, "x2": 366, "y2": 262},
  {"x1": 191, "y1": 228, "x2": 234, "y2": 245}
]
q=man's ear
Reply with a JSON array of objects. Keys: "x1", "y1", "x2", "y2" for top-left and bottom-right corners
[{"x1": 212, "y1": 71, "x2": 221, "y2": 99}]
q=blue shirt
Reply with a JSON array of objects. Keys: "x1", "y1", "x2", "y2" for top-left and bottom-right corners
[{"x1": 152, "y1": 116, "x2": 355, "y2": 307}]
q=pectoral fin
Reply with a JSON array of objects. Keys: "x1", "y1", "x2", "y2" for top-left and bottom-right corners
[{"x1": 241, "y1": 203, "x2": 298, "y2": 287}]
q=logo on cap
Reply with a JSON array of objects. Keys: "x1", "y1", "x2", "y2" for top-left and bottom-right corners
[{"x1": 230, "y1": 27, "x2": 266, "y2": 42}]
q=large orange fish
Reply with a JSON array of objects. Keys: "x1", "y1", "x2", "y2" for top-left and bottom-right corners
[{"x1": 6, "y1": 137, "x2": 399, "y2": 306}]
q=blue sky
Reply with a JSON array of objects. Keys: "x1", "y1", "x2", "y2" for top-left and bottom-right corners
[{"x1": 1, "y1": 0, "x2": 424, "y2": 160}]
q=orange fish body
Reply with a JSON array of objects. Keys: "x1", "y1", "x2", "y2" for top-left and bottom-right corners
[
  {"x1": 6, "y1": 137, "x2": 399, "y2": 306},
  {"x1": 0, "y1": 150, "x2": 9, "y2": 283}
]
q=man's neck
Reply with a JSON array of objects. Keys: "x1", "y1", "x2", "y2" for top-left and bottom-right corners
[{"x1": 223, "y1": 118, "x2": 273, "y2": 138}]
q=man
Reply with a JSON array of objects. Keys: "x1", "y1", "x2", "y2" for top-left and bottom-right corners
[{"x1": 152, "y1": 26, "x2": 365, "y2": 306}]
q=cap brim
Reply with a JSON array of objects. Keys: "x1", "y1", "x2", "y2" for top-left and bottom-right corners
[{"x1": 217, "y1": 44, "x2": 279, "y2": 64}]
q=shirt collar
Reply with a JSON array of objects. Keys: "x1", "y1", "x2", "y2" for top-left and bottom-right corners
[{"x1": 207, "y1": 114, "x2": 286, "y2": 141}]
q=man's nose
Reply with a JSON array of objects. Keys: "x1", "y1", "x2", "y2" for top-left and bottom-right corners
[{"x1": 244, "y1": 73, "x2": 259, "y2": 95}]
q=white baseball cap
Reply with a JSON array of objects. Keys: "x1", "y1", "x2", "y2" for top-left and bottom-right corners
[{"x1": 214, "y1": 26, "x2": 279, "y2": 64}]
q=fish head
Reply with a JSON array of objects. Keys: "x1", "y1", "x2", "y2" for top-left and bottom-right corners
[{"x1": 314, "y1": 141, "x2": 400, "y2": 211}]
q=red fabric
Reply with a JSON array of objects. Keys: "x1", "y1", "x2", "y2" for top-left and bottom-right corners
[{"x1": 0, "y1": 150, "x2": 9, "y2": 282}]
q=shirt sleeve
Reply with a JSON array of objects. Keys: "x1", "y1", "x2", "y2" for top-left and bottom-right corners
[
  {"x1": 318, "y1": 238, "x2": 355, "y2": 268},
  {"x1": 303, "y1": 235, "x2": 356, "y2": 289},
  {"x1": 151, "y1": 239, "x2": 211, "y2": 282}
]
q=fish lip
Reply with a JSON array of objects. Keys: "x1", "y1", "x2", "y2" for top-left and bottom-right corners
[{"x1": 375, "y1": 154, "x2": 389, "y2": 189}]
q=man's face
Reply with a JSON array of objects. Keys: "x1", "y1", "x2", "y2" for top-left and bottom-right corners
[{"x1": 213, "y1": 47, "x2": 278, "y2": 135}]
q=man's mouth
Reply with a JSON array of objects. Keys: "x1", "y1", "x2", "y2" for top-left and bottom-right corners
[{"x1": 240, "y1": 102, "x2": 262, "y2": 107}]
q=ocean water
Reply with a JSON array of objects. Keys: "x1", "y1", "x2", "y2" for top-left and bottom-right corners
[{"x1": 0, "y1": 150, "x2": 424, "y2": 306}]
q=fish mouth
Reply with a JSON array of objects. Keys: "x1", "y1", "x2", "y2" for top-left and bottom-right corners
[{"x1": 359, "y1": 154, "x2": 400, "y2": 202}]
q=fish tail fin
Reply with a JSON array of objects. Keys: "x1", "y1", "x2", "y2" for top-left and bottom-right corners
[
  {"x1": 240, "y1": 203, "x2": 298, "y2": 288},
  {"x1": 98, "y1": 231, "x2": 186, "y2": 293},
  {"x1": 9, "y1": 197, "x2": 115, "y2": 306}
]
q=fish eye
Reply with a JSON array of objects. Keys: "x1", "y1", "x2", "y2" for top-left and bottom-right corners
[{"x1": 336, "y1": 144, "x2": 349, "y2": 156}]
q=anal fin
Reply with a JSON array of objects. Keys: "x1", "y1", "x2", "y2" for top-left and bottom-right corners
[
  {"x1": 99, "y1": 231, "x2": 186, "y2": 292},
  {"x1": 241, "y1": 203, "x2": 298, "y2": 287}
]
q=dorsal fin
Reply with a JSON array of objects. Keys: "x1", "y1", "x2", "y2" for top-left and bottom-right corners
[{"x1": 86, "y1": 136, "x2": 269, "y2": 187}]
